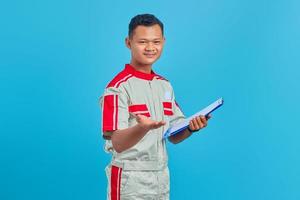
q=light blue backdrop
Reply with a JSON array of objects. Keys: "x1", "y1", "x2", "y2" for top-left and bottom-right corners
[{"x1": 1, "y1": 0, "x2": 299, "y2": 199}]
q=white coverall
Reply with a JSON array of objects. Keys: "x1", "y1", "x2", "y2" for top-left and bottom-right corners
[{"x1": 101, "y1": 64, "x2": 185, "y2": 200}]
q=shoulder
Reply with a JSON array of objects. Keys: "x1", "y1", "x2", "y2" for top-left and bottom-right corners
[
  {"x1": 154, "y1": 74, "x2": 169, "y2": 82},
  {"x1": 106, "y1": 69, "x2": 133, "y2": 89},
  {"x1": 154, "y1": 73, "x2": 174, "y2": 89}
]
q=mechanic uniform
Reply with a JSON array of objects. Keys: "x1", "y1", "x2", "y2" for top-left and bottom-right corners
[{"x1": 100, "y1": 64, "x2": 185, "y2": 200}]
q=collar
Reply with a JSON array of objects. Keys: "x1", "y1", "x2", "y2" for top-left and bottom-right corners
[{"x1": 124, "y1": 64, "x2": 156, "y2": 81}]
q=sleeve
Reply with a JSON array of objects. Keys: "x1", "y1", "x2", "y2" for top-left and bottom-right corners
[
  {"x1": 99, "y1": 86, "x2": 129, "y2": 138},
  {"x1": 168, "y1": 88, "x2": 186, "y2": 126}
]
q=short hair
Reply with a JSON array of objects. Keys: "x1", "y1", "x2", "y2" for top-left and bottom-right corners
[{"x1": 128, "y1": 14, "x2": 164, "y2": 38}]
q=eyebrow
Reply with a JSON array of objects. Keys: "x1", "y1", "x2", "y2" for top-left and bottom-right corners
[{"x1": 137, "y1": 38, "x2": 162, "y2": 41}]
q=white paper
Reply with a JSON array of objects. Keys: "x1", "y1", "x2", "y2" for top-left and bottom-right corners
[{"x1": 163, "y1": 98, "x2": 223, "y2": 139}]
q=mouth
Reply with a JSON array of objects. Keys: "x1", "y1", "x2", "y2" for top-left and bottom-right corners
[{"x1": 144, "y1": 53, "x2": 156, "y2": 58}]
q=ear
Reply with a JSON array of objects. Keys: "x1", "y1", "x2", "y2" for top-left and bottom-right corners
[{"x1": 125, "y1": 37, "x2": 131, "y2": 49}]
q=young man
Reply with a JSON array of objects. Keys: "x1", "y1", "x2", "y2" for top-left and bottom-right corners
[{"x1": 100, "y1": 14, "x2": 210, "y2": 200}]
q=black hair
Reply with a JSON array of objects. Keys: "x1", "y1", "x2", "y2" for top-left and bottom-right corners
[{"x1": 128, "y1": 14, "x2": 164, "y2": 38}]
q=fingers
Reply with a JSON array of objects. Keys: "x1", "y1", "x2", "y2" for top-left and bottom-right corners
[
  {"x1": 134, "y1": 114, "x2": 166, "y2": 130},
  {"x1": 189, "y1": 120, "x2": 195, "y2": 131},
  {"x1": 152, "y1": 120, "x2": 166, "y2": 129},
  {"x1": 159, "y1": 121, "x2": 166, "y2": 126},
  {"x1": 192, "y1": 118, "x2": 201, "y2": 129},
  {"x1": 194, "y1": 116, "x2": 205, "y2": 129},
  {"x1": 189, "y1": 115, "x2": 208, "y2": 132},
  {"x1": 199, "y1": 115, "x2": 207, "y2": 127}
]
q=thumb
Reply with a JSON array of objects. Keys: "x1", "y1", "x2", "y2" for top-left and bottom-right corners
[
  {"x1": 132, "y1": 113, "x2": 142, "y2": 123},
  {"x1": 130, "y1": 112, "x2": 138, "y2": 118}
]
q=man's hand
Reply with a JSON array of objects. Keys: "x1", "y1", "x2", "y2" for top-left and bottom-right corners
[
  {"x1": 134, "y1": 114, "x2": 166, "y2": 131},
  {"x1": 110, "y1": 114, "x2": 165, "y2": 153},
  {"x1": 188, "y1": 114, "x2": 211, "y2": 132},
  {"x1": 169, "y1": 114, "x2": 212, "y2": 144}
]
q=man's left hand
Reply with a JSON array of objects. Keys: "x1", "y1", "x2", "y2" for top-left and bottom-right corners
[{"x1": 188, "y1": 114, "x2": 211, "y2": 132}]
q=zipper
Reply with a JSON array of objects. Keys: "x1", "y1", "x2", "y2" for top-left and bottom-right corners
[{"x1": 148, "y1": 81, "x2": 158, "y2": 120}]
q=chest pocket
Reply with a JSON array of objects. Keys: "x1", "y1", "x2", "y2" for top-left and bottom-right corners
[
  {"x1": 163, "y1": 102, "x2": 174, "y2": 116},
  {"x1": 128, "y1": 104, "x2": 151, "y2": 117}
]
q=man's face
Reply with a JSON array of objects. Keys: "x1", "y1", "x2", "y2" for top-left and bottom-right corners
[{"x1": 126, "y1": 24, "x2": 165, "y2": 66}]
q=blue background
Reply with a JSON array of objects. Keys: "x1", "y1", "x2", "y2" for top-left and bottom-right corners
[{"x1": 1, "y1": 0, "x2": 299, "y2": 199}]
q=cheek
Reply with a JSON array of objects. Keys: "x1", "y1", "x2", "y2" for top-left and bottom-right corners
[
  {"x1": 156, "y1": 45, "x2": 163, "y2": 51},
  {"x1": 155, "y1": 47, "x2": 163, "y2": 55},
  {"x1": 132, "y1": 45, "x2": 144, "y2": 54}
]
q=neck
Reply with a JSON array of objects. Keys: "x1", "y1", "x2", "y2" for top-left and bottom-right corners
[{"x1": 130, "y1": 60, "x2": 152, "y2": 74}]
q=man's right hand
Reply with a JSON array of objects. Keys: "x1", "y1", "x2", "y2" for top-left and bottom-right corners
[
  {"x1": 109, "y1": 114, "x2": 166, "y2": 153},
  {"x1": 134, "y1": 114, "x2": 166, "y2": 131}
]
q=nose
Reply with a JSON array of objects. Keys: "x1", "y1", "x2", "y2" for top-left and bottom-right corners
[{"x1": 145, "y1": 42, "x2": 155, "y2": 51}]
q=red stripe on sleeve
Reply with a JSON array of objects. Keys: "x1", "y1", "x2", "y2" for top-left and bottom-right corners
[
  {"x1": 103, "y1": 95, "x2": 116, "y2": 132},
  {"x1": 114, "y1": 95, "x2": 118, "y2": 130}
]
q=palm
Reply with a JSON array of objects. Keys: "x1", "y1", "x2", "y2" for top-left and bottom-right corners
[{"x1": 135, "y1": 114, "x2": 165, "y2": 130}]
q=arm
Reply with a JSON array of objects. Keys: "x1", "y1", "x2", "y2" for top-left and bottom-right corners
[
  {"x1": 107, "y1": 115, "x2": 165, "y2": 153},
  {"x1": 168, "y1": 115, "x2": 211, "y2": 144}
]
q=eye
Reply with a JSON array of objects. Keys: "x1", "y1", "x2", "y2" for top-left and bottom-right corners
[
  {"x1": 139, "y1": 41, "x2": 146, "y2": 44},
  {"x1": 154, "y1": 41, "x2": 161, "y2": 44}
]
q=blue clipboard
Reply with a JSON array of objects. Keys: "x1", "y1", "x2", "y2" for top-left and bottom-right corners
[{"x1": 163, "y1": 98, "x2": 224, "y2": 139}]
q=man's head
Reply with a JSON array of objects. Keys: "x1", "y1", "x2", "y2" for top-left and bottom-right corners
[
  {"x1": 128, "y1": 14, "x2": 164, "y2": 39},
  {"x1": 126, "y1": 14, "x2": 165, "y2": 68}
]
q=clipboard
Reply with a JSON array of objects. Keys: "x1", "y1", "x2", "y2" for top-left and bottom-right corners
[{"x1": 163, "y1": 98, "x2": 224, "y2": 139}]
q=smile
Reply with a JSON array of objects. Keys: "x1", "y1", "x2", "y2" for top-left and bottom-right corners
[{"x1": 144, "y1": 53, "x2": 156, "y2": 56}]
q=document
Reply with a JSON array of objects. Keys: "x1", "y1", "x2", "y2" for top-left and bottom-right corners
[{"x1": 163, "y1": 98, "x2": 224, "y2": 139}]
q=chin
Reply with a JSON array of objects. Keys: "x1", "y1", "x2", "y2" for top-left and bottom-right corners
[
  {"x1": 144, "y1": 61, "x2": 156, "y2": 66},
  {"x1": 136, "y1": 60, "x2": 155, "y2": 66},
  {"x1": 144, "y1": 58, "x2": 159, "y2": 65}
]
